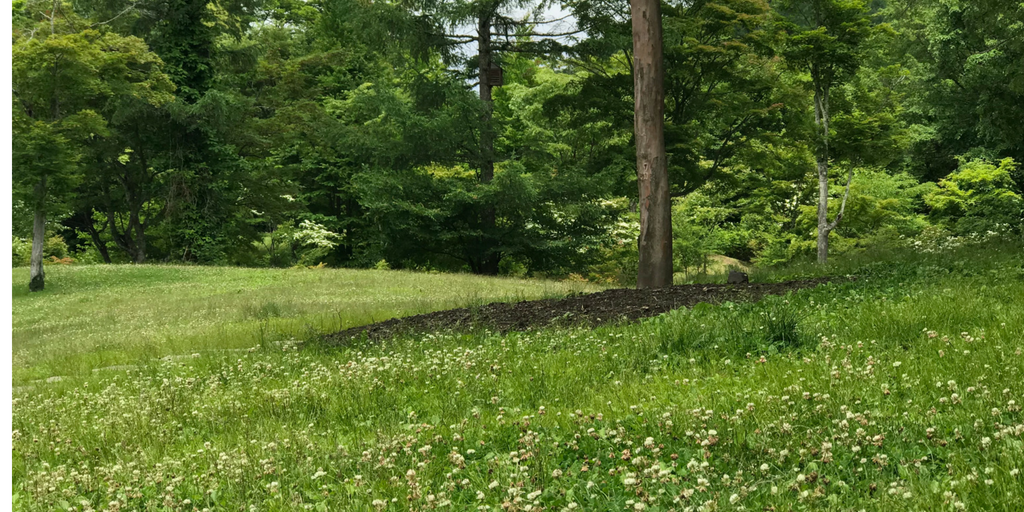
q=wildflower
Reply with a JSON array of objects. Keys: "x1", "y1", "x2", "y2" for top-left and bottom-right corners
[
  {"x1": 730, "y1": 494, "x2": 740, "y2": 504},
  {"x1": 551, "y1": 469, "x2": 563, "y2": 478},
  {"x1": 489, "y1": 481, "x2": 499, "y2": 490},
  {"x1": 760, "y1": 464, "x2": 769, "y2": 472}
]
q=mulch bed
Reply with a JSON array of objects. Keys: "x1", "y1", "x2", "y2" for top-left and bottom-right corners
[{"x1": 326, "y1": 277, "x2": 840, "y2": 344}]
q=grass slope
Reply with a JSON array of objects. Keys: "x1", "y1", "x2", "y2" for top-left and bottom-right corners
[
  {"x1": 12, "y1": 244, "x2": 1024, "y2": 511},
  {"x1": 11, "y1": 265, "x2": 597, "y2": 383}
]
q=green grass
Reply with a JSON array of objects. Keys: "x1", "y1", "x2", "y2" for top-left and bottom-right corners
[
  {"x1": 11, "y1": 265, "x2": 598, "y2": 383},
  {"x1": 12, "y1": 243, "x2": 1024, "y2": 511}
]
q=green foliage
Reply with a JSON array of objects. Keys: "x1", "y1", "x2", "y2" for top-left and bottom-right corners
[
  {"x1": 11, "y1": 235, "x2": 70, "y2": 267},
  {"x1": 925, "y1": 158, "x2": 1024, "y2": 234},
  {"x1": 10, "y1": 0, "x2": 1024, "y2": 276}
]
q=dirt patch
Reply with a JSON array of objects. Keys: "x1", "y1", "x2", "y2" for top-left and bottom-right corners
[{"x1": 326, "y1": 277, "x2": 840, "y2": 344}]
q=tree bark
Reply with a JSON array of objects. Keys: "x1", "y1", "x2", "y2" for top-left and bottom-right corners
[
  {"x1": 129, "y1": 208, "x2": 147, "y2": 263},
  {"x1": 813, "y1": 75, "x2": 831, "y2": 264},
  {"x1": 477, "y1": 13, "x2": 500, "y2": 275},
  {"x1": 811, "y1": 74, "x2": 855, "y2": 265},
  {"x1": 30, "y1": 176, "x2": 47, "y2": 292},
  {"x1": 816, "y1": 155, "x2": 830, "y2": 264},
  {"x1": 80, "y1": 211, "x2": 113, "y2": 264},
  {"x1": 478, "y1": 15, "x2": 495, "y2": 185},
  {"x1": 631, "y1": 0, "x2": 673, "y2": 289}
]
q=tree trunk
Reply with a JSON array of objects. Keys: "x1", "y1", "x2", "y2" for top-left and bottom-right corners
[
  {"x1": 478, "y1": 15, "x2": 494, "y2": 185},
  {"x1": 29, "y1": 177, "x2": 47, "y2": 292},
  {"x1": 631, "y1": 0, "x2": 673, "y2": 289},
  {"x1": 816, "y1": 157, "x2": 830, "y2": 264},
  {"x1": 476, "y1": 13, "x2": 500, "y2": 275},
  {"x1": 130, "y1": 208, "x2": 147, "y2": 263},
  {"x1": 86, "y1": 221, "x2": 112, "y2": 264},
  {"x1": 813, "y1": 76, "x2": 831, "y2": 264}
]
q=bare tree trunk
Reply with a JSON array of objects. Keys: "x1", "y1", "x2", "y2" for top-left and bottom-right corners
[
  {"x1": 816, "y1": 156, "x2": 830, "y2": 264},
  {"x1": 813, "y1": 76, "x2": 831, "y2": 264},
  {"x1": 631, "y1": 0, "x2": 673, "y2": 289},
  {"x1": 29, "y1": 176, "x2": 47, "y2": 292},
  {"x1": 477, "y1": 13, "x2": 500, "y2": 275},
  {"x1": 812, "y1": 78, "x2": 853, "y2": 264}
]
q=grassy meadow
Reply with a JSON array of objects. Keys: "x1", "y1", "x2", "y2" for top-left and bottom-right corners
[
  {"x1": 12, "y1": 243, "x2": 1024, "y2": 511},
  {"x1": 11, "y1": 265, "x2": 597, "y2": 383}
]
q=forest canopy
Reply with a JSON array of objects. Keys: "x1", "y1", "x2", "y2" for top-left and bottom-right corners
[{"x1": 12, "y1": 0, "x2": 1024, "y2": 283}]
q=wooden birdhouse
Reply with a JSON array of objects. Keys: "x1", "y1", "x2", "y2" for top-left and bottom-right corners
[{"x1": 486, "y1": 65, "x2": 504, "y2": 87}]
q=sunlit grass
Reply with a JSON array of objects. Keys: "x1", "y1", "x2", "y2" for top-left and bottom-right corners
[{"x1": 11, "y1": 264, "x2": 598, "y2": 383}]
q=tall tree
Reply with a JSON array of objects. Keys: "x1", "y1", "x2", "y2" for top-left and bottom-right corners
[
  {"x1": 777, "y1": 0, "x2": 871, "y2": 263},
  {"x1": 12, "y1": 3, "x2": 173, "y2": 288},
  {"x1": 630, "y1": 0, "x2": 672, "y2": 287},
  {"x1": 333, "y1": 0, "x2": 582, "y2": 274}
]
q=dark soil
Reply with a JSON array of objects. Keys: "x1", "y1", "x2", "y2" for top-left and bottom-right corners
[{"x1": 326, "y1": 277, "x2": 841, "y2": 344}]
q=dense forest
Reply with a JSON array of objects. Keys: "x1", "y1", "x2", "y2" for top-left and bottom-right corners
[{"x1": 12, "y1": 0, "x2": 1024, "y2": 286}]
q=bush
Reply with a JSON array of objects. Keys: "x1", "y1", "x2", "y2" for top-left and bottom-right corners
[
  {"x1": 12, "y1": 234, "x2": 69, "y2": 267},
  {"x1": 925, "y1": 158, "x2": 1023, "y2": 234}
]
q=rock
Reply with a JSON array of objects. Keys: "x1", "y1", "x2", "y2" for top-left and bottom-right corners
[{"x1": 727, "y1": 271, "x2": 749, "y2": 284}]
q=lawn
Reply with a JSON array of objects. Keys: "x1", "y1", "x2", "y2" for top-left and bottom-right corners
[
  {"x1": 11, "y1": 243, "x2": 1024, "y2": 511},
  {"x1": 11, "y1": 265, "x2": 598, "y2": 383}
]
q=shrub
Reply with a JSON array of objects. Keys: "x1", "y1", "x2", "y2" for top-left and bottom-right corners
[{"x1": 925, "y1": 158, "x2": 1023, "y2": 234}]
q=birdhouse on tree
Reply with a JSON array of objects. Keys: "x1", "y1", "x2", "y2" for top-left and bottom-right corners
[{"x1": 486, "y1": 65, "x2": 504, "y2": 87}]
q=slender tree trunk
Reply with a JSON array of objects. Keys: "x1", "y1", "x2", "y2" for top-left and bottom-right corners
[
  {"x1": 813, "y1": 76, "x2": 831, "y2": 264},
  {"x1": 29, "y1": 177, "x2": 47, "y2": 292},
  {"x1": 477, "y1": 13, "x2": 500, "y2": 275},
  {"x1": 631, "y1": 0, "x2": 673, "y2": 289},
  {"x1": 816, "y1": 157, "x2": 830, "y2": 264}
]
